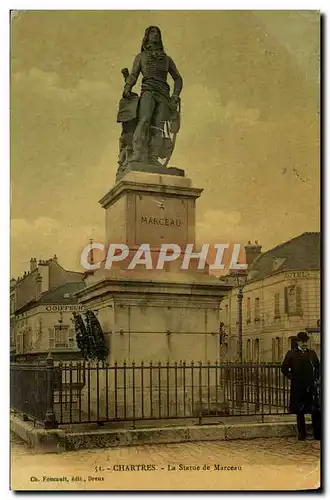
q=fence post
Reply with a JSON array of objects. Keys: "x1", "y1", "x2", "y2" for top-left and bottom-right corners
[
  {"x1": 255, "y1": 365, "x2": 260, "y2": 413},
  {"x1": 43, "y1": 352, "x2": 57, "y2": 429},
  {"x1": 235, "y1": 364, "x2": 244, "y2": 410}
]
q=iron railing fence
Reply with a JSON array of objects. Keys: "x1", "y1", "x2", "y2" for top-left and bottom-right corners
[
  {"x1": 10, "y1": 363, "x2": 48, "y2": 423},
  {"x1": 10, "y1": 359, "x2": 291, "y2": 429},
  {"x1": 10, "y1": 358, "x2": 57, "y2": 428}
]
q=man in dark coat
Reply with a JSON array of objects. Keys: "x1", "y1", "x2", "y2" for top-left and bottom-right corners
[{"x1": 281, "y1": 331, "x2": 321, "y2": 440}]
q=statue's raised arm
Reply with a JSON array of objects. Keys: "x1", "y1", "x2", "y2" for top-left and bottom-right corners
[{"x1": 116, "y1": 26, "x2": 183, "y2": 179}]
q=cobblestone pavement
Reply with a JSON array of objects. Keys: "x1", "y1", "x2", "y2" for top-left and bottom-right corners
[{"x1": 11, "y1": 433, "x2": 320, "y2": 491}]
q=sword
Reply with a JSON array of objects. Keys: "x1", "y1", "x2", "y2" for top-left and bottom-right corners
[{"x1": 163, "y1": 99, "x2": 181, "y2": 168}]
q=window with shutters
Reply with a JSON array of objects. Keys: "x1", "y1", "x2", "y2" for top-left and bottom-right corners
[
  {"x1": 274, "y1": 292, "x2": 280, "y2": 318},
  {"x1": 16, "y1": 331, "x2": 22, "y2": 354},
  {"x1": 10, "y1": 296, "x2": 15, "y2": 315},
  {"x1": 254, "y1": 297, "x2": 260, "y2": 321},
  {"x1": 272, "y1": 338, "x2": 276, "y2": 361},
  {"x1": 231, "y1": 338, "x2": 239, "y2": 360},
  {"x1": 49, "y1": 328, "x2": 55, "y2": 349},
  {"x1": 289, "y1": 335, "x2": 297, "y2": 350},
  {"x1": 54, "y1": 326, "x2": 69, "y2": 348},
  {"x1": 246, "y1": 339, "x2": 249, "y2": 361},
  {"x1": 10, "y1": 320, "x2": 15, "y2": 347},
  {"x1": 247, "y1": 298, "x2": 251, "y2": 323},
  {"x1": 246, "y1": 339, "x2": 252, "y2": 361},
  {"x1": 254, "y1": 338, "x2": 260, "y2": 362},
  {"x1": 277, "y1": 337, "x2": 283, "y2": 361},
  {"x1": 272, "y1": 337, "x2": 283, "y2": 362},
  {"x1": 284, "y1": 285, "x2": 303, "y2": 316},
  {"x1": 225, "y1": 304, "x2": 229, "y2": 325},
  {"x1": 23, "y1": 330, "x2": 29, "y2": 353},
  {"x1": 287, "y1": 286, "x2": 296, "y2": 312}
]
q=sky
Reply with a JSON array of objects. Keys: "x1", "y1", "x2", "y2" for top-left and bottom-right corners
[{"x1": 10, "y1": 10, "x2": 320, "y2": 278}]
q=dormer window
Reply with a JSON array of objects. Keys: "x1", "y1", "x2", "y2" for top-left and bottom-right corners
[{"x1": 272, "y1": 257, "x2": 286, "y2": 272}]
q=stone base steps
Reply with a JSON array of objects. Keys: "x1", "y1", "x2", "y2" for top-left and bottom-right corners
[{"x1": 11, "y1": 413, "x2": 312, "y2": 453}]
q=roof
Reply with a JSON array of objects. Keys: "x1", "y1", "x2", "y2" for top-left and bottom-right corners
[
  {"x1": 248, "y1": 232, "x2": 320, "y2": 282},
  {"x1": 38, "y1": 281, "x2": 86, "y2": 304},
  {"x1": 12, "y1": 256, "x2": 84, "y2": 284},
  {"x1": 15, "y1": 281, "x2": 86, "y2": 313}
]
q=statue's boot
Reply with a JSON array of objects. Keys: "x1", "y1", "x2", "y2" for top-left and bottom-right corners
[
  {"x1": 149, "y1": 155, "x2": 162, "y2": 166},
  {"x1": 130, "y1": 149, "x2": 145, "y2": 163}
]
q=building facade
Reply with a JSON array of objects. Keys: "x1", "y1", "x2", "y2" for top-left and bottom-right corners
[
  {"x1": 220, "y1": 233, "x2": 320, "y2": 362},
  {"x1": 11, "y1": 256, "x2": 85, "y2": 361}
]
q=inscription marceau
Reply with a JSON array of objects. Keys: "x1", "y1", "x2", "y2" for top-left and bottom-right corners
[{"x1": 141, "y1": 215, "x2": 182, "y2": 227}]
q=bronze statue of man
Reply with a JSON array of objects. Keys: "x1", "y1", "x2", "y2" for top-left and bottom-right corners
[{"x1": 122, "y1": 26, "x2": 183, "y2": 164}]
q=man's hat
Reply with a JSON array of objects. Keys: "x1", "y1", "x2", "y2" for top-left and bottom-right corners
[{"x1": 296, "y1": 331, "x2": 310, "y2": 342}]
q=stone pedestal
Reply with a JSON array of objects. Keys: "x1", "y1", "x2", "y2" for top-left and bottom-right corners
[
  {"x1": 77, "y1": 271, "x2": 228, "y2": 362},
  {"x1": 77, "y1": 170, "x2": 230, "y2": 364},
  {"x1": 99, "y1": 171, "x2": 202, "y2": 250}
]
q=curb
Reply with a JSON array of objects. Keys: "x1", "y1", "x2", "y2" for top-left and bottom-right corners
[
  {"x1": 11, "y1": 415, "x2": 66, "y2": 453},
  {"x1": 11, "y1": 414, "x2": 311, "y2": 453}
]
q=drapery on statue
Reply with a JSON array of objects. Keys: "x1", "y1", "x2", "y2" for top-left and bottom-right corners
[{"x1": 116, "y1": 26, "x2": 183, "y2": 177}]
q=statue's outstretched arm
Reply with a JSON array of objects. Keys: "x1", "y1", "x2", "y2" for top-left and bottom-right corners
[
  {"x1": 123, "y1": 54, "x2": 141, "y2": 96},
  {"x1": 168, "y1": 57, "x2": 183, "y2": 98}
]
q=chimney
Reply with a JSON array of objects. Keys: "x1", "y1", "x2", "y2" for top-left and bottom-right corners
[
  {"x1": 30, "y1": 257, "x2": 37, "y2": 272},
  {"x1": 244, "y1": 240, "x2": 262, "y2": 268},
  {"x1": 53, "y1": 254, "x2": 58, "y2": 263},
  {"x1": 36, "y1": 273, "x2": 42, "y2": 301}
]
